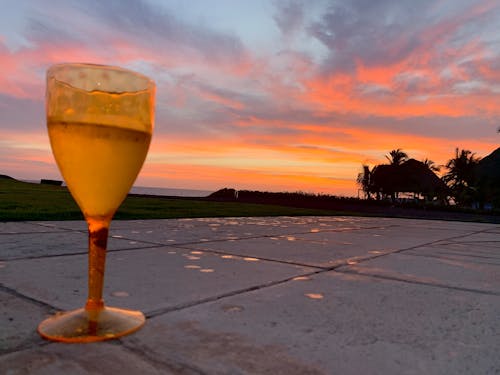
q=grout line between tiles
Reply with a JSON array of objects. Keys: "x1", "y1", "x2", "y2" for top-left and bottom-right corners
[
  {"x1": 0, "y1": 284, "x2": 58, "y2": 312},
  {"x1": 335, "y1": 268, "x2": 500, "y2": 297},
  {"x1": 120, "y1": 339, "x2": 208, "y2": 375},
  {"x1": 145, "y1": 268, "x2": 328, "y2": 319}
]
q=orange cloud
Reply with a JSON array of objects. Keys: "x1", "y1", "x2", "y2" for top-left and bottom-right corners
[{"x1": 302, "y1": 69, "x2": 499, "y2": 119}]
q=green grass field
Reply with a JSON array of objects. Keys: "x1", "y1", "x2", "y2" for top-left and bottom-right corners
[{"x1": 0, "y1": 177, "x2": 332, "y2": 221}]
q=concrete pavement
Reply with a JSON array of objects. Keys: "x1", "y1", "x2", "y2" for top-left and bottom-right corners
[{"x1": 1, "y1": 216, "x2": 499, "y2": 374}]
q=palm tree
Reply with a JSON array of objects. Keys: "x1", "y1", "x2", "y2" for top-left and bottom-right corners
[
  {"x1": 382, "y1": 149, "x2": 408, "y2": 200},
  {"x1": 422, "y1": 158, "x2": 440, "y2": 173},
  {"x1": 357, "y1": 165, "x2": 373, "y2": 199},
  {"x1": 442, "y1": 148, "x2": 481, "y2": 205},
  {"x1": 385, "y1": 149, "x2": 408, "y2": 165}
]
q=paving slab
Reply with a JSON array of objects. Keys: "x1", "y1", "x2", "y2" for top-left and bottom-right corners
[
  {"x1": 405, "y1": 240, "x2": 500, "y2": 266},
  {"x1": 105, "y1": 216, "x2": 373, "y2": 246},
  {"x1": 337, "y1": 225, "x2": 500, "y2": 294},
  {"x1": 1, "y1": 217, "x2": 498, "y2": 374},
  {"x1": 123, "y1": 271, "x2": 500, "y2": 375},
  {"x1": 0, "y1": 342, "x2": 170, "y2": 375},
  {"x1": 180, "y1": 235, "x2": 361, "y2": 268},
  {"x1": 338, "y1": 252, "x2": 500, "y2": 295},
  {"x1": 0, "y1": 231, "x2": 155, "y2": 260},
  {"x1": 110, "y1": 220, "x2": 264, "y2": 245},
  {"x1": 29, "y1": 216, "x2": 500, "y2": 235},
  {"x1": 31, "y1": 217, "x2": 490, "y2": 249},
  {"x1": 387, "y1": 218, "x2": 499, "y2": 231},
  {"x1": 0, "y1": 245, "x2": 316, "y2": 313},
  {"x1": 0, "y1": 289, "x2": 49, "y2": 354},
  {"x1": 440, "y1": 230, "x2": 500, "y2": 248},
  {"x1": 0, "y1": 222, "x2": 65, "y2": 234},
  {"x1": 37, "y1": 216, "x2": 368, "y2": 231},
  {"x1": 176, "y1": 216, "x2": 378, "y2": 233},
  {"x1": 33, "y1": 221, "x2": 88, "y2": 231},
  {"x1": 179, "y1": 223, "x2": 474, "y2": 268}
]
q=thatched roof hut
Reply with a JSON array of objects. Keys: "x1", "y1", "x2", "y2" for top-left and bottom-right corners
[{"x1": 370, "y1": 159, "x2": 448, "y2": 199}]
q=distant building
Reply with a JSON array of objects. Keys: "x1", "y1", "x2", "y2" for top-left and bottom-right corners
[
  {"x1": 40, "y1": 179, "x2": 63, "y2": 186},
  {"x1": 369, "y1": 159, "x2": 449, "y2": 202}
]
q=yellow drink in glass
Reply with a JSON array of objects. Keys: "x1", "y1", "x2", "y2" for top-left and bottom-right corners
[
  {"x1": 48, "y1": 122, "x2": 151, "y2": 218},
  {"x1": 38, "y1": 63, "x2": 155, "y2": 342}
]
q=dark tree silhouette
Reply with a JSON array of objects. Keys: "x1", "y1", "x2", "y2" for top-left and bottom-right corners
[
  {"x1": 357, "y1": 165, "x2": 372, "y2": 199},
  {"x1": 385, "y1": 149, "x2": 408, "y2": 165},
  {"x1": 356, "y1": 147, "x2": 499, "y2": 210},
  {"x1": 379, "y1": 149, "x2": 409, "y2": 200},
  {"x1": 476, "y1": 147, "x2": 500, "y2": 209},
  {"x1": 442, "y1": 148, "x2": 481, "y2": 206},
  {"x1": 422, "y1": 158, "x2": 440, "y2": 173}
]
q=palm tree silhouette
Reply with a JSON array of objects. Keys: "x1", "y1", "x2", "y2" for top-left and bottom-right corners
[
  {"x1": 422, "y1": 158, "x2": 440, "y2": 173},
  {"x1": 378, "y1": 149, "x2": 408, "y2": 201},
  {"x1": 357, "y1": 165, "x2": 372, "y2": 199},
  {"x1": 385, "y1": 149, "x2": 408, "y2": 165},
  {"x1": 443, "y1": 148, "x2": 481, "y2": 205}
]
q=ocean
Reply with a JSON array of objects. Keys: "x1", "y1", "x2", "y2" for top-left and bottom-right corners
[{"x1": 23, "y1": 180, "x2": 213, "y2": 197}]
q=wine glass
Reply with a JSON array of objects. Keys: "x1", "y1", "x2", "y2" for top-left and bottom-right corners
[{"x1": 38, "y1": 63, "x2": 155, "y2": 342}]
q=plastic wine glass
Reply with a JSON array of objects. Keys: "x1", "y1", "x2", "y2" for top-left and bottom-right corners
[{"x1": 38, "y1": 63, "x2": 155, "y2": 342}]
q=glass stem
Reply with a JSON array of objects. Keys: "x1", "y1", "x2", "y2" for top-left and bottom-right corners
[{"x1": 85, "y1": 218, "x2": 110, "y2": 312}]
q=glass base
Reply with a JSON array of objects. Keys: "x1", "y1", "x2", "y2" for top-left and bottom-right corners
[{"x1": 37, "y1": 306, "x2": 145, "y2": 343}]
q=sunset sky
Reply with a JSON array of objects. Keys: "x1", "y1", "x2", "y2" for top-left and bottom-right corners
[{"x1": 1, "y1": 0, "x2": 499, "y2": 196}]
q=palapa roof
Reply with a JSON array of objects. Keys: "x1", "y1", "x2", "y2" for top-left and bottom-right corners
[{"x1": 371, "y1": 159, "x2": 448, "y2": 195}]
